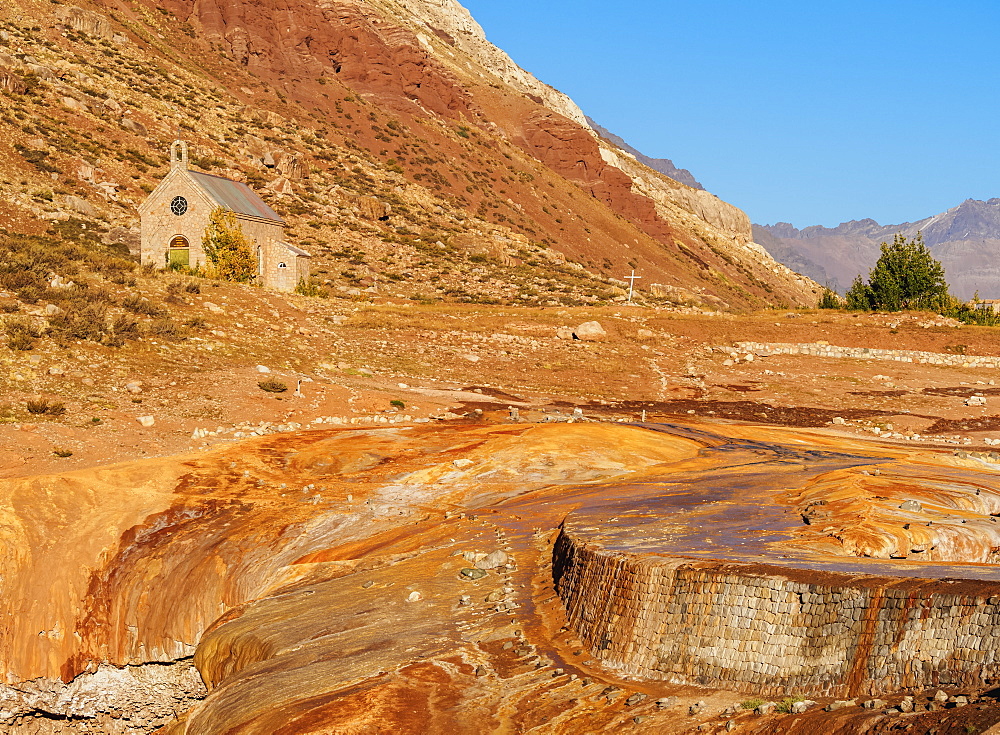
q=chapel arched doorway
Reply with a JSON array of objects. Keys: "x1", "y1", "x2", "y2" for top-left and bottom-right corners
[{"x1": 168, "y1": 235, "x2": 189, "y2": 267}]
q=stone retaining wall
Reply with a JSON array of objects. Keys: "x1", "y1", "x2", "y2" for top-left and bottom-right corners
[
  {"x1": 733, "y1": 341, "x2": 1000, "y2": 369},
  {"x1": 554, "y1": 528, "x2": 1000, "y2": 697}
]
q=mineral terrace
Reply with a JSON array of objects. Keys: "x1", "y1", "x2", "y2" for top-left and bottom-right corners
[{"x1": 7, "y1": 393, "x2": 1000, "y2": 733}]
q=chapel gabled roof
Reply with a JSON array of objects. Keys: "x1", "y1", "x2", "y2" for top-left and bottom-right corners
[
  {"x1": 281, "y1": 242, "x2": 312, "y2": 258},
  {"x1": 187, "y1": 170, "x2": 285, "y2": 224}
]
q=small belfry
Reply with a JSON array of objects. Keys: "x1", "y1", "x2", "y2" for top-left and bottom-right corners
[{"x1": 138, "y1": 140, "x2": 310, "y2": 291}]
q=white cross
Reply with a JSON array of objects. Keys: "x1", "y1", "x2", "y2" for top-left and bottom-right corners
[{"x1": 626, "y1": 269, "x2": 641, "y2": 303}]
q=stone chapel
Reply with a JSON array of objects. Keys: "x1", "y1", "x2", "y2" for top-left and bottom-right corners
[{"x1": 139, "y1": 141, "x2": 310, "y2": 291}]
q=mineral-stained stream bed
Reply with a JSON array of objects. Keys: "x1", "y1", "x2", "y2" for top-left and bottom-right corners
[{"x1": 3, "y1": 421, "x2": 1000, "y2": 732}]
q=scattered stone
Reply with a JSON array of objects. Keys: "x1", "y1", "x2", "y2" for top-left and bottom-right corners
[
  {"x1": 474, "y1": 665, "x2": 487, "y2": 677},
  {"x1": 255, "y1": 365, "x2": 271, "y2": 373},
  {"x1": 458, "y1": 595, "x2": 472, "y2": 605},
  {"x1": 900, "y1": 500, "x2": 922, "y2": 512},
  {"x1": 452, "y1": 458, "x2": 474, "y2": 468},
  {"x1": 361, "y1": 580, "x2": 375, "y2": 589},
  {"x1": 574, "y1": 321, "x2": 607, "y2": 341},
  {"x1": 832, "y1": 416, "x2": 846, "y2": 425},
  {"x1": 966, "y1": 396, "x2": 987, "y2": 406},
  {"x1": 756, "y1": 701, "x2": 776, "y2": 715},
  {"x1": 862, "y1": 699, "x2": 887, "y2": 709},
  {"x1": 136, "y1": 415, "x2": 155, "y2": 428},
  {"x1": 460, "y1": 568, "x2": 487, "y2": 580},
  {"x1": 625, "y1": 693, "x2": 647, "y2": 706},
  {"x1": 689, "y1": 701, "x2": 704, "y2": 715},
  {"x1": 476, "y1": 550, "x2": 509, "y2": 570},
  {"x1": 44, "y1": 303, "x2": 62, "y2": 316},
  {"x1": 125, "y1": 382, "x2": 142, "y2": 394},
  {"x1": 405, "y1": 591, "x2": 422, "y2": 602},
  {"x1": 899, "y1": 697, "x2": 914, "y2": 713},
  {"x1": 790, "y1": 700, "x2": 812, "y2": 714},
  {"x1": 933, "y1": 690, "x2": 949, "y2": 704},
  {"x1": 826, "y1": 700, "x2": 856, "y2": 711}
]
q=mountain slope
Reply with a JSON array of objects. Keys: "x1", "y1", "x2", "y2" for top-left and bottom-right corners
[
  {"x1": 0, "y1": 0, "x2": 818, "y2": 310},
  {"x1": 757, "y1": 198, "x2": 1000, "y2": 298},
  {"x1": 586, "y1": 117, "x2": 704, "y2": 190}
]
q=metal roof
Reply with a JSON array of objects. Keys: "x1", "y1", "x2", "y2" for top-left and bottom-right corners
[
  {"x1": 281, "y1": 242, "x2": 312, "y2": 258},
  {"x1": 187, "y1": 170, "x2": 284, "y2": 223}
]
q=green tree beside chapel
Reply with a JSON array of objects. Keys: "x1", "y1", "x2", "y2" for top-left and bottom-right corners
[
  {"x1": 845, "y1": 233, "x2": 949, "y2": 311},
  {"x1": 202, "y1": 207, "x2": 258, "y2": 284}
]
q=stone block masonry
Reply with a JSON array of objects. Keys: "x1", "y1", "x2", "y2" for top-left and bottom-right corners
[
  {"x1": 733, "y1": 341, "x2": 1000, "y2": 369},
  {"x1": 553, "y1": 527, "x2": 1000, "y2": 698}
]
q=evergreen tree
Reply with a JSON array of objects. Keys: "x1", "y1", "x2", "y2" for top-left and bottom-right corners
[
  {"x1": 846, "y1": 233, "x2": 948, "y2": 311},
  {"x1": 202, "y1": 207, "x2": 257, "y2": 284}
]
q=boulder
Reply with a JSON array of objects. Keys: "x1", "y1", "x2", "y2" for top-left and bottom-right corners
[
  {"x1": 63, "y1": 195, "x2": 97, "y2": 217},
  {"x1": 574, "y1": 321, "x2": 607, "y2": 341},
  {"x1": 120, "y1": 117, "x2": 147, "y2": 136}
]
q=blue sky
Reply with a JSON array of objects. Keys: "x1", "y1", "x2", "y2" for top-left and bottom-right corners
[{"x1": 461, "y1": 0, "x2": 1000, "y2": 228}]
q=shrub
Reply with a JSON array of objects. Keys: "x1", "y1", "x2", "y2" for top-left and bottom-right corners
[
  {"x1": 5, "y1": 317, "x2": 40, "y2": 350},
  {"x1": 295, "y1": 278, "x2": 329, "y2": 298},
  {"x1": 740, "y1": 698, "x2": 765, "y2": 711},
  {"x1": 122, "y1": 293, "x2": 165, "y2": 317},
  {"x1": 26, "y1": 398, "x2": 66, "y2": 416},
  {"x1": 50, "y1": 303, "x2": 108, "y2": 342},
  {"x1": 817, "y1": 288, "x2": 841, "y2": 309},
  {"x1": 110, "y1": 314, "x2": 140, "y2": 340},
  {"x1": 52, "y1": 448, "x2": 73, "y2": 457},
  {"x1": 183, "y1": 316, "x2": 207, "y2": 329},
  {"x1": 147, "y1": 317, "x2": 180, "y2": 340},
  {"x1": 390, "y1": 399, "x2": 405, "y2": 409},
  {"x1": 6, "y1": 332, "x2": 35, "y2": 350},
  {"x1": 258, "y1": 380, "x2": 288, "y2": 393},
  {"x1": 776, "y1": 696, "x2": 805, "y2": 714}
]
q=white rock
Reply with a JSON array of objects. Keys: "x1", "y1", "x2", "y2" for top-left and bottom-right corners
[
  {"x1": 125, "y1": 382, "x2": 142, "y2": 394},
  {"x1": 452, "y1": 458, "x2": 474, "y2": 468},
  {"x1": 203, "y1": 302, "x2": 224, "y2": 314},
  {"x1": 476, "y1": 550, "x2": 509, "y2": 570},
  {"x1": 406, "y1": 591, "x2": 422, "y2": 602},
  {"x1": 463, "y1": 354, "x2": 480, "y2": 362},
  {"x1": 256, "y1": 365, "x2": 271, "y2": 373},
  {"x1": 574, "y1": 321, "x2": 607, "y2": 341},
  {"x1": 136, "y1": 415, "x2": 155, "y2": 428}
]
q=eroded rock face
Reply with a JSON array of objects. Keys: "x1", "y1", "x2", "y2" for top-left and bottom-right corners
[{"x1": 0, "y1": 661, "x2": 205, "y2": 733}]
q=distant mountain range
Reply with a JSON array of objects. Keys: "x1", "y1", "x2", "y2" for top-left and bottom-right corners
[
  {"x1": 586, "y1": 117, "x2": 703, "y2": 190},
  {"x1": 754, "y1": 198, "x2": 1000, "y2": 300}
]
